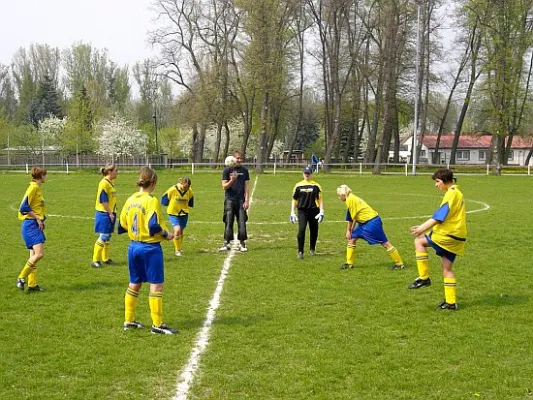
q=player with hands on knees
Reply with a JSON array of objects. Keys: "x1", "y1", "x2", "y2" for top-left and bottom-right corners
[
  {"x1": 291, "y1": 166, "x2": 324, "y2": 260},
  {"x1": 336, "y1": 184, "x2": 404, "y2": 270}
]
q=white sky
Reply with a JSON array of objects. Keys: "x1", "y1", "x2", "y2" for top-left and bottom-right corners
[{"x1": 0, "y1": 0, "x2": 157, "y2": 67}]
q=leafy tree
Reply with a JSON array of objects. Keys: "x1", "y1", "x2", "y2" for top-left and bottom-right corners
[{"x1": 96, "y1": 115, "x2": 148, "y2": 158}]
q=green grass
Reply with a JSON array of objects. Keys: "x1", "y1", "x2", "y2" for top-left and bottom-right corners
[{"x1": 0, "y1": 171, "x2": 532, "y2": 399}]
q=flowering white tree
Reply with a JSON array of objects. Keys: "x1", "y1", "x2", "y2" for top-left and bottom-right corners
[
  {"x1": 96, "y1": 115, "x2": 148, "y2": 158},
  {"x1": 38, "y1": 115, "x2": 68, "y2": 147}
]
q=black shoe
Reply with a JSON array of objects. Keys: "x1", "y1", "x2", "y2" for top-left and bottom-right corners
[
  {"x1": 390, "y1": 264, "x2": 405, "y2": 270},
  {"x1": 151, "y1": 323, "x2": 179, "y2": 335},
  {"x1": 124, "y1": 321, "x2": 144, "y2": 330},
  {"x1": 16, "y1": 278, "x2": 26, "y2": 290},
  {"x1": 28, "y1": 285, "x2": 45, "y2": 292},
  {"x1": 297, "y1": 252, "x2": 304, "y2": 260},
  {"x1": 340, "y1": 263, "x2": 354, "y2": 270},
  {"x1": 408, "y1": 277, "x2": 431, "y2": 289},
  {"x1": 91, "y1": 261, "x2": 103, "y2": 268},
  {"x1": 437, "y1": 301, "x2": 458, "y2": 310},
  {"x1": 103, "y1": 259, "x2": 116, "y2": 265}
]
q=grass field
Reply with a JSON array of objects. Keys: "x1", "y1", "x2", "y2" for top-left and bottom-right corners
[{"x1": 1, "y1": 170, "x2": 532, "y2": 400}]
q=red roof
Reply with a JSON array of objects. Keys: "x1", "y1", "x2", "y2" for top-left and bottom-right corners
[{"x1": 420, "y1": 135, "x2": 533, "y2": 149}]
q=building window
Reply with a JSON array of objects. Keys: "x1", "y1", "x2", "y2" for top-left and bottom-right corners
[
  {"x1": 457, "y1": 150, "x2": 470, "y2": 161},
  {"x1": 508, "y1": 150, "x2": 514, "y2": 161},
  {"x1": 420, "y1": 150, "x2": 426, "y2": 157},
  {"x1": 479, "y1": 150, "x2": 487, "y2": 161}
]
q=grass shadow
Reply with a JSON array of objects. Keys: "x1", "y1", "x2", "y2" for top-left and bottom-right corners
[{"x1": 465, "y1": 293, "x2": 529, "y2": 309}]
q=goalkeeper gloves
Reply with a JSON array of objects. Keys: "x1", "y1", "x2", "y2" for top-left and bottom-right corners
[
  {"x1": 290, "y1": 213, "x2": 298, "y2": 223},
  {"x1": 315, "y1": 210, "x2": 324, "y2": 223}
]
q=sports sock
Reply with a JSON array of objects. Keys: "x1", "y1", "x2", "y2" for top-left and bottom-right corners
[
  {"x1": 149, "y1": 291, "x2": 163, "y2": 327},
  {"x1": 27, "y1": 268, "x2": 38, "y2": 287},
  {"x1": 125, "y1": 287, "x2": 139, "y2": 323},
  {"x1": 347, "y1": 243, "x2": 356, "y2": 265},
  {"x1": 386, "y1": 246, "x2": 403, "y2": 265},
  {"x1": 93, "y1": 240, "x2": 105, "y2": 262},
  {"x1": 415, "y1": 252, "x2": 430, "y2": 280},
  {"x1": 444, "y1": 277, "x2": 457, "y2": 304},
  {"x1": 174, "y1": 234, "x2": 183, "y2": 252},
  {"x1": 102, "y1": 242, "x2": 110, "y2": 262},
  {"x1": 18, "y1": 260, "x2": 36, "y2": 280}
]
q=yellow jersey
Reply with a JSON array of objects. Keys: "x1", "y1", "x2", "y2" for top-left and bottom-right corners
[
  {"x1": 118, "y1": 192, "x2": 168, "y2": 243},
  {"x1": 18, "y1": 181, "x2": 46, "y2": 221},
  {"x1": 95, "y1": 178, "x2": 117, "y2": 213},
  {"x1": 430, "y1": 185, "x2": 467, "y2": 255},
  {"x1": 161, "y1": 185, "x2": 194, "y2": 216},
  {"x1": 345, "y1": 193, "x2": 378, "y2": 223}
]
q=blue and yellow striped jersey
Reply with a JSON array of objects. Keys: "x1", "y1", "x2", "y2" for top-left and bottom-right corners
[
  {"x1": 345, "y1": 193, "x2": 378, "y2": 224},
  {"x1": 18, "y1": 181, "x2": 46, "y2": 221},
  {"x1": 95, "y1": 178, "x2": 117, "y2": 213},
  {"x1": 430, "y1": 185, "x2": 467, "y2": 255},
  {"x1": 292, "y1": 180, "x2": 322, "y2": 210},
  {"x1": 161, "y1": 185, "x2": 194, "y2": 216},
  {"x1": 118, "y1": 192, "x2": 167, "y2": 243}
]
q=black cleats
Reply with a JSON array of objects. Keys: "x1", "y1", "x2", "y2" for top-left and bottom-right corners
[{"x1": 408, "y1": 277, "x2": 431, "y2": 289}]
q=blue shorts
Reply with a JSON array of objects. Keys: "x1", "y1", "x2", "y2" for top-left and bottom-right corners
[
  {"x1": 21, "y1": 219, "x2": 46, "y2": 249},
  {"x1": 168, "y1": 214, "x2": 189, "y2": 230},
  {"x1": 94, "y1": 211, "x2": 116, "y2": 234},
  {"x1": 351, "y1": 216, "x2": 388, "y2": 245},
  {"x1": 425, "y1": 234, "x2": 456, "y2": 262},
  {"x1": 127, "y1": 241, "x2": 164, "y2": 284}
]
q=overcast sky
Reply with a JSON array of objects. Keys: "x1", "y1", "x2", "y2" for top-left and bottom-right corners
[{"x1": 0, "y1": 0, "x2": 157, "y2": 67}]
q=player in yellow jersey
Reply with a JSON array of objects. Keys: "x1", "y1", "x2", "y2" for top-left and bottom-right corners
[
  {"x1": 290, "y1": 166, "x2": 325, "y2": 259},
  {"x1": 16, "y1": 166, "x2": 47, "y2": 292},
  {"x1": 408, "y1": 169, "x2": 467, "y2": 311},
  {"x1": 92, "y1": 163, "x2": 119, "y2": 268},
  {"x1": 118, "y1": 166, "x2": 178, "y2": 334},
  {"x1": 336, "y1": 184, "x2": 404, "y2": 270},
  {"x1": 161, "y1": 176, "x2": 194, "y2": 257}
]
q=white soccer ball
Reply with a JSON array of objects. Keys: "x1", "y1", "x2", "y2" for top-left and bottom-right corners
[{"x1": 225, "y1": 155, "x2": 237, "y2": 168}]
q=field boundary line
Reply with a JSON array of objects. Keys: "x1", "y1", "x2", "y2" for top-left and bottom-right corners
[{"x1": 172, "y1": 175, "x2": 259, "y2": 400}]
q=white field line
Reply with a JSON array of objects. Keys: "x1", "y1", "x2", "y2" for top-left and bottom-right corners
[
  {"x1": 172, "y1": 176, "x2": 259, "y2": 400},
  {"x1": 8, "y1": 198, "x2": 491, "y2": 224}
]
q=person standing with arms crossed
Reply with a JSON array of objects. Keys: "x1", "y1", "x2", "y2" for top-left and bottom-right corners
[
  {"x1": 219, "y1": 151, "x2": 250, "y2": 252},
  {"x1": 118, "y1": 166, "x2": 178, "y2": 334},
  {"x1": 91, "y1": 163, "x2": 118, "y2": 268},
  {"x1": 290, "y1": 166, "x2": 324, "y2": 259},
  {"x1": 408, "y1": 168, "x2": 467, "y2": 311},
  {"x1": 16, "y1": 166, "x2": 47, "y2": 292}
]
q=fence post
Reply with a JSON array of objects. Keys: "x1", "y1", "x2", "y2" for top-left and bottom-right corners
[
  {"x1": 273, "y1": 161, "x2": 276, "y2": 175},
  {"x1": 359, "y1": 162, "x2": 362, "y2": 175},
  {"x1": 529, "y1": 165, "x2": 531, "y2": 176},
  {"x1": 66, "y1": 162, "x2": 69, "y2": 175},
  {"x1": 486, "y1": 164, "x2": 489, "y2": 176},
  {"x1": 26, "y1": 163, "x2": 29, "y2": 174},
  {"x1": 405, "y1": 162, "x2": 408, "y2": 176},
  {"x1": 191, "y1": 163, "x2": 195, "y2": 175}
]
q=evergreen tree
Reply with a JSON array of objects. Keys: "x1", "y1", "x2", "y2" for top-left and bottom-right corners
[{"x1": 36, "y1": 74, "x2": 63, "y2": 120}]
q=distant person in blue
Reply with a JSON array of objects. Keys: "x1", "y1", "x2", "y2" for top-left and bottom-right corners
[
  {"x1": 311, "y1": 153, "x2": 319, "y2": 173},
  {"x1": 219, "y1": 150, "x2": 250, "y2": 252}
]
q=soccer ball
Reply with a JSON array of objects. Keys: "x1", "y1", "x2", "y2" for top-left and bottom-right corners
[{"x1": 225, "y1": 155, "x2": 237, "y2": 168}]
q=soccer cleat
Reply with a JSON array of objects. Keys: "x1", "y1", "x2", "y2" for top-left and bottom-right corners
[
  {"x1": 239, "y1": 242, "x2": 248, "y2": 252},
  {"x1": 151, "y1": 323, "x2": 179, "y2": 335},
  {"x1": 91, "y1": 261, "x2": 103, "y2": 268},
  {"x1": 408, "y1": 277, "x2": 431, "y2": 289},
  {"x1": 297, "y1": 252, "x2": 304, "y2": 260},
  {"x1": 219, "y1": 243, "x2": 230, "y2": 251},
  {"x1": 310, "y1": 250, "x2": 316, "y2": 256},
  {"x1": 437, "y1": 301, "x2": 458, "y2": 311},
  {"x1": 103, "y1": 259, "x2": 116, "y2": 265},
  {"x1": 390, "y1": 264, "x2": 405, "y2": 270},
  {"x1": 340, "y1": 263, "x2": 354, "y2": 270},
  {"x1": 28, "y1": 285, "x2": 45, "y2": 292},
  {"x1": 16, "y1": 278, "x2": 26, "y2": 290},
  {"x1": 175, "y1": 251, "x2": 182, "y2": 257},
  {"x1": 124, "y1": 321, "x2": 145, "y2": 330}
]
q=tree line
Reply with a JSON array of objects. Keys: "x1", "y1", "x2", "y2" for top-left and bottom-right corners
[{"x1": 2, "y1": 0, "x2": 533, "y2": 172}]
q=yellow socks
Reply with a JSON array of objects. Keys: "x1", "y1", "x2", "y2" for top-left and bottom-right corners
[
  {"x1": 18, "y1": 261, "x2": 36, "y2": 280},
  {"x1": 102, "y1": 242, "x2": 110, "y2": 262},
  {"x1": 173, "y1": 234, "x2": 183, "y2": 252},
  {"x1": 125, "y1": 288, "x2": 139, "y2": 323},
  {"x1": 386, "y1": 246, "x2": 403, "y2": 266},
  {"x1": 93, "y1": 240, "x2": 105, "y2": 262},
  {"x1": 346, "y1": 243, "x2": 356, "y2": 265},
  {"x1": 415, "y1": 252, "x2": 430, "y2": 280},
  {"x1": 149, "y1": 291, "x2": 163, "y2": 327},
  {"x1": 444, "y1": 277, "x2": 457, "y2": 304}
]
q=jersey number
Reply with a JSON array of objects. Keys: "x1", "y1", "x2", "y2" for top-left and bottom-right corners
[{"x1": 132, "y1": 212, "x2": 140, "y2": 239}]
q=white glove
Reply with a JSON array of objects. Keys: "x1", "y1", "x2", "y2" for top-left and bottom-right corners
[
  {"x1": 290, "y1": 213, "x2": 298, "y2": 223},
  {"x1": 315, "y1": 211, "x2": 324, "y2": 223}
]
